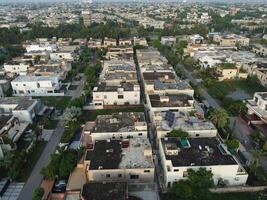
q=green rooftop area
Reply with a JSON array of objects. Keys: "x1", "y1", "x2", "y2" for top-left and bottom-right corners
[{"x1": 219, "y1": 63, "x2": 236, "y2": 69}]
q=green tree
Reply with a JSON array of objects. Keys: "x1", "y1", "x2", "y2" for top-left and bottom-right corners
[
  {"x1": 208, "y1": 108, "x2": 229, "y2": 129},
  {"x1": 170, "y1": 168, "x2": 213, "y2": 200},
  {"x1": 59, "y1": 150, "x2": 78, "y2": 178},
  {"x1": 167, "y1": 129, "x2": 189, "y2": 138},
  {"x1": 171, "y1": 180, "x2": 192, "y2": 199},
  {"x1": 187, "y1": 168, "x2": 214, "y2": 199},
  {"x1": 32, "y1": 187, "x2": 44, "y2": 200},
  {"x1": 63, "y1": 106, "x2": 82, "y2": 124},
  {"x1": 41, "y1": 153, "x2": 62, "y2": 180},
  {"x1": 226, "y1": 139, "x2": 240, "y2": 150}
]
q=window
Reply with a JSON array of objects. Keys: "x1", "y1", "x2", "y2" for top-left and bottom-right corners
[
  {"x1": 138, "y1": 133, "x2": 143, "y2": 136},
  {"x1": 104, "y1": 95, "x2": 107, "y2": 99},
  {"x1": 167, "y1": 182, "x2": 171, "y2": 188},
  {"x1": 23, "y1": 84, "x2": 26, "y2": 86},
  {"x1": 118, "y1": 95, "x2": 124, "y2": 99},
  {"x1": 47, "y1": 91, "x2": 53, "y2": 93},
  {"x1": 37, "y1": 83, "x2": 40, "y2": 88},
  {"x1": 106, "y1": 174, "x2": 110, "y2": 178},
  {"x1": 196, "y1": 134, "x2": 199, "y2": 137},
  {"x1": 130, "y1": 175, "x2": 139, "y2": 179},
  {"x1": 174, "y1": 169, "x2": 179, "y2": 172},
  {"x1": 118, "y1": 174, "x2": 122, "y2": 178},
  {"x1": 144, "y1": 170, "x2": 150, "y2": 173}
]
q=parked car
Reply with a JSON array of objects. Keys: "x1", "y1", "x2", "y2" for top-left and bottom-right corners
[{"x1": 55, "y1": 180, "x2": 67, "y2": 188}]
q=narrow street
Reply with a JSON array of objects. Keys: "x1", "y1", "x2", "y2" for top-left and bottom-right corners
[
  {"x1": 177, "y1": 64, "x2": 220, "y2": 109},
  {"x1": 18, "y1": 74, "x2": 85, "y2": 199},
  {"x1": 18, "y1": 120, "x2": 65, "y2": 200}
]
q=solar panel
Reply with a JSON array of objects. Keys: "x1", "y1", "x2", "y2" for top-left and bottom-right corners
[{"x1": 165, "y1": 111, "x2": 175, "y2": 127}]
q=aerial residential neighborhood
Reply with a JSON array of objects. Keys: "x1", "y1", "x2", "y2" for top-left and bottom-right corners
[{"x1": 0, "y1": 0, "x2": 267, "y2": 200}]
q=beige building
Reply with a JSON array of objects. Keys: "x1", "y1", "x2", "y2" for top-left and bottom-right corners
[
  {"x1": 215, "y1": 64, "x2": 248, "y2": 81},
  {"x1": 84, "y1": 138, "x2": 155, "y2": 184}
]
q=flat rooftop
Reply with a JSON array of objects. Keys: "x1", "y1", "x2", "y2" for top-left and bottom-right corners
[
  {"x1": 149, "y1": 94, "x2": 193, "y2": 108},
  {"x1": 0, "y1": 115, "x2": 12, "y2": 130},
  {"x1": 154, "y1": 79, "x2": 192, "y2": 91},
  {"x1": 0, "y1": 97, "x2": 37, "y2": 111},
  {"x1": 82, "y1": 182, "x2": 127, "y2": 200},
  {"x1": 103, "y1": 72, "x2": 137, "y2": 81},
  {"x1": 155, "y1": 111, "x2": 216, "y2": 132},
  {"x1": 85, "y1": 138, "x2": 154, "y2": 170},
  {"x1": 12, "y1": 75, "x2": 58, "y2": 82},
  {"x1": 142, "y1": 64, "x2": 173, "y2": 72},
  {"x1": 143, "y1": 72, "x2": 176, "y2": 81},
  {"x1": 91, "y1": 112, "x2": 146, "y2": 133},
  {"x1": 161, "y1": 137, "x2": 237, "y2": 167},
  {"x1": 94, "y1": 81, "x2": 139, "y2": 92}
]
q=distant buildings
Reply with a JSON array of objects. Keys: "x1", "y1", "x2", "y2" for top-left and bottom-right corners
[{"x1": 82, "y1": 11, "x2": 91, "y2": 27}]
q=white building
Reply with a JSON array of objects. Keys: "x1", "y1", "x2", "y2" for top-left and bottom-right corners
[
  {"x1": 81, "y1": 112, "x2": 147, "y2": 145},
  {"x1": 84, "y1": 138, "x2": 155, "y2": 184},
  {"x1": 92, "y1": 82, "x2": 140, "y2": 109},
  {"x1": 25, "y1": 44, "x2": 57, "y2": 53},
  {"x1": 0, "y1": 97, "x2": 41, "y2": 123},
  {"x1": 142, "y1": 72, "x2": 194, "y2": 96},
  {"x1": 159, "y1": 137, "x2": 248, "y2": 188},
  {"x1": 50, "y1": 51, "x2": 75, "y2": 62},
  {"x1": 161, "y1": 36, "x2": 176, "y2": 46},
  {"x1": 11, "y1": 75, "x2": 62, "y2": 96},
  {"x1": 189, "y1": 34, "x2": 204, "y2": 45},
  {"x1": 154, "y1": 111, "x2": 217, "y2": 139},
  {"x1": 4, "y1": 61, "x2": 31, "y2": 75},
  {"x1": 133, "y1": 37, "x2": 148, "y2": 47},
  {"x1": 247, "y1": 92, "x2": 267, "y2": 123}
]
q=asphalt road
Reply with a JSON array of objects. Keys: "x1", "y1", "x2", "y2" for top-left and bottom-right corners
[
  {"x1": 71, "y1": 73, "x2": 85, "y2": 100},
  {"x1": 18, "y1": 120, "x2": 65, "y2": 200}
]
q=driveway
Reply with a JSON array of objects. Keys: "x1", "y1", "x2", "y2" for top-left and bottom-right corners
[{"x1": 17, "y1": 120, "x2": 65, "y2": 200}]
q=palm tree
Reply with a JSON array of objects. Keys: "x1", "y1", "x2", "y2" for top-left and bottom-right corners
[{"x1": 208, "y1": 108, "x2": 229, "y2": 129}]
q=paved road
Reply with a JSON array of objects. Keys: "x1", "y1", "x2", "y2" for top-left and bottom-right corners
[
  {"x1": 71, "y1": 73, "x2": 85, "y2": 100},
  {"x1": 178, "y1": 64, "x2": 220, "y2": 109},
  {"x1": 18, "y1": 119, "x2": 65, "y2": 200}
]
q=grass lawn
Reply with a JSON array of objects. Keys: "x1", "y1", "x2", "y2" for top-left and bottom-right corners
[
  {"x1": 34, "y1": 96, "x2": 71, "y2": 109},
  {"x1": 18, "y1": 141, "x2": 47, "y2": 181},
  {"x1": 207, "y1": 78, "x2": 267, "y2": 100}
]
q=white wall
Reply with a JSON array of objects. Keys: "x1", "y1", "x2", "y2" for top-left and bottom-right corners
[
  {"x1": 158, "y1": 141, "x2": 248, "y2": 188},
  {"x1": 11, "y1": 78, "x2": 61, "y2": 96},
  {"x1": 93, "y1": 89, "x2": 140, "y2": 108},
  {"x1": 87, "y1": 168, "x2": 155, "y2": 184},
  {"x1": 4, "y1": 63, "x2": 30, "y2": 74}
]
